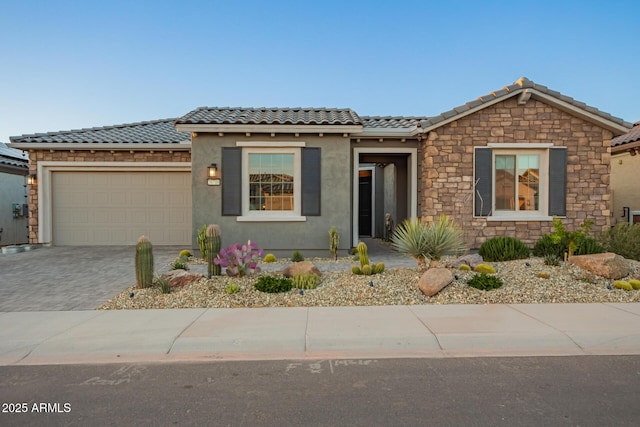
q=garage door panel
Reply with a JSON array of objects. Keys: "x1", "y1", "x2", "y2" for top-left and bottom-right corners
[{"x1": 52, "y1": 171, "x2": 192, "y2": 245}]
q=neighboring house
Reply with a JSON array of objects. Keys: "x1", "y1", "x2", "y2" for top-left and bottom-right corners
[
  {"x1": 0, "y1": 142, "x2": 29, "y2": 246},
  {"x1": 9, "y1": 78, "x2": 632, "y2": 254},
  {"x1": 611, "y1": 122, "x2": 640, "y2": 224}
]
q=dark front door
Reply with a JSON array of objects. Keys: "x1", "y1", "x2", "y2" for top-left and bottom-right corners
[{"x1": 359, "y1": 173, "x2": 372, "y2": 236}]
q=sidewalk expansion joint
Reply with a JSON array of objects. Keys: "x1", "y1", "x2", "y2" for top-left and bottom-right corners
[{"x1": 167, "y1": 309, "x2": 209, "y2": 355}]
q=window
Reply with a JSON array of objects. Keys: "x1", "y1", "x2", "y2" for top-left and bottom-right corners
[
  {"x1": 240, "y1": 147, "x2": 304, "y2": 221},
  {"x1": 474, "y1": 144, "x2": 566, "y2": 220}
]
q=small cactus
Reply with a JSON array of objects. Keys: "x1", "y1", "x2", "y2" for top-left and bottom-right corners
[
  {"x1": 329, "y1": 226, "x2": 340, "y2": 261},
  {"x1": 206, "y1": 224, "x2": 221, "y2": 278},
  {"x1": 629, "y1": 279, "x2": 640, "y2": 290},
  {"x1": 614, "y1": 280, "x2": 633, "y2": 291},
  {"x1": 135, "y1": 235, "x2": 154, "y2": 288},
  {"x1": 179, "y1": 249, "x2": 192, "y2": 258},
  {"x1": 356, "y1": 242, "x2": 369, "y2": 268},
  {"x1": 362, "y1": 265, "x2": 373, "y2": 275},
  {"x1": 293, "y1": 273, "x2": 321, "y2": 290},
  {"x1": 537, "y1": 271, "x2": 550, "y2": 279},
  {"x1": 459, "y1": 264, "x2": 471, "y2": 271},
  {"x1": 372, "y1": 262, "x2": 385, "y2": 274},
  {"x1": 474, "y1": 263, "x2": 496, "y2": 274},
  {"x1": 263, "y1": 253, "x2": 277, "y2": 263},
  {"x1": 352, "y1": 265, "x2": 362, "y2": 275}
]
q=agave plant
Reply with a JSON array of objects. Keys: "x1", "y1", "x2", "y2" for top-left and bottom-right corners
[{"x1": 391, "y1": 215, "x2": 466, "y2": 269}]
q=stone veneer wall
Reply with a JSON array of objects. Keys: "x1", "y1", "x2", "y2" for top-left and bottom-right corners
[
  {"x1": 26, "y1": 150, "x2": 191, "y2": 243},
  {"x1": 420, "y1": 97, "x2": 613, "y2": 249}
]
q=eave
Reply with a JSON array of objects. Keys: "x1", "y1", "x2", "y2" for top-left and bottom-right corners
[{"x1": 8, "y1": 142, "x2": 192, "y2": 151}]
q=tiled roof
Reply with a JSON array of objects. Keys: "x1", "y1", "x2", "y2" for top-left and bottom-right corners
[
  {"x1": 361, "y1": 116, "x2": 429, "y2": 129},
  {"x1": 612, "y1": 122, "x2": 640, "y2": 147},
  {"x1": 10, "y1": 118, "x2": 190, "y2": 145},
  {"x1": 175, "y1": 107, "x2": 362, "y2": 126},
  {"x1": 0, "y1": 142, "x2": 28, "y2": 169},
  {"x1": 420, "y1": 77, "x2": 633, "y2": 131}
]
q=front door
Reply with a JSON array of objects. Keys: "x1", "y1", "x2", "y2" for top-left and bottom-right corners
[{"x1": 358, "y1": 171, "x2": 372, "y2": 236}]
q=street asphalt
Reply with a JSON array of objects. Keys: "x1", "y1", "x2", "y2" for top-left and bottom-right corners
[{"x1": 1, "y1": 242, "x2": 640, "y2": 366}]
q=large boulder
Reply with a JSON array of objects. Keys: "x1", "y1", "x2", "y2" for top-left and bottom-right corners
[
  {"x1": 161, "y1": 270, "x2": 204, "y2": 289},
  {"x1": 418, "y1": 268, "x2": 454, "y2": 297},
  {"x1": 445, "y1": 253, "x2": 483, "y2": 269},
  {"x1": 281, "y1": 261, "x2": 321, "y2": 278},
  {"x1": 569, "y1": 253, "x2": 630, "y2": 280}
]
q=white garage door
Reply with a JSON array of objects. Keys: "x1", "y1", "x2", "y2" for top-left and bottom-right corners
[{"x1": 52, "y1": 171, "x2": 191, "y2": 245}]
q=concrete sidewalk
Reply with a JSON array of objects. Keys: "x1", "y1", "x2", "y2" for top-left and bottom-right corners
[{"x1": 1, "y1": 303, "x2": 640, "y2": 365}]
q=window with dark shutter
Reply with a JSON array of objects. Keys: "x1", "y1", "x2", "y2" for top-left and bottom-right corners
[
  {"x1": 548, "y1": 147, "x2": 567, "y2": 216},
  {"x1": 301, "y1": 147, "x2": 321, "y2": 216},
  {"x1": 221, "y1": 147, "x2": 242, "y2": 216},
  {"x1": 474, "y1": 147, "x2": 493, "y2": 216}
]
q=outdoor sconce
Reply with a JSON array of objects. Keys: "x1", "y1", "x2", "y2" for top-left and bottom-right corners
[
  {"x1": 27, "y1": 174, "x2": 36, "y2": 185},
  {"x1": 207, "y1": 163, "x2": 221, "y2": 186}
]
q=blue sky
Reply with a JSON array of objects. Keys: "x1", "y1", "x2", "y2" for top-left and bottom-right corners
[{"x1": 1, "y1": 0, "x2": 638, "y2": 142}]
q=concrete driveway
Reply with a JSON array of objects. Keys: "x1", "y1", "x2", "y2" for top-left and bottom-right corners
[{"x1": 0, "y1": 246, "x2": 184, "y2": 311}]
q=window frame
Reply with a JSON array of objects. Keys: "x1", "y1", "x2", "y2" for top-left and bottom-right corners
[
  {"x1": 238, "y1": 146, "x2": 305, "y2": 222},
  {"x1": 483, "y1": 143, "x2": 554, "y2": 221}
]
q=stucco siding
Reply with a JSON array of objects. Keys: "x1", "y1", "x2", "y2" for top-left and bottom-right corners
[
  {"x1": 0, "y1": 172, "x2": 28, "y2": 245},
  {"x1": 611, "y1": 151, "x2": 640, "y2": 225},
  {"x1": 191, "y1": 133, "x2": 352, "y2": 256}
]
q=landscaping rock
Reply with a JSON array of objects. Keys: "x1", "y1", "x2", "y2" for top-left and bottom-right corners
[
  {"x1": 161, "y1": 270, "x2": 204, "y2": 289},
  {"x1": 568, "y1": 253, "x2": 630, "y2": 280},
  {"x1": 418, "y1": 268, "x2": 453, "y2": 297},
  {"x1": 445, "y1": 253, "x2": 483, "y2": 269},
  {"x1": 281, "y1": 261, "x2": 322, "y2": 278}
]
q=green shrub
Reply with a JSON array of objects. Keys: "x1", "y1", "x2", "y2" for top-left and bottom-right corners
[
  {"x1": 613, "y1": 280, "x2": 633, "y2": 291},
  {"x1": 225, "y1": 281, "x2": 240, "y2": 294},
  {"x1": 544, "y1": 254, "x2": 561, "y2": 266},
  {"x1": 468, "y1": 273, "x2": 503, "y2": 291},
  {"x1": 391, "y1": 215, "x2": 466, "y2": 269},
  {"x1": 474, "y1": 263, "x2": 496, "y2": 274},
  {"x1": 574, "y1": 236, "x2": 605, "y2": 256},
  {"x1": 263, "y1": 253, "x2": 277, "y2": 263},
  {"x1": 171, "y1": 258, "x2": 189, "y2": 270},
  {"x1": 600, "y1": 223, "x2": 640, "y2": 261},
  {"x1": 292, "y1": 251, "x2": 304, "y2": 262},
  {"x1": 533, "y1": 234, "x2": 564, "y2": 258},
  {"x1": 155, "y1": 274, "x2": 171, "y2": 294},
  {"x1": 255, "y1": 276, "x2": 293, "y2": 293},
  {"x1": 478, "y1": 236, "x2": 530, "y2": 262},
  {"x1": 293, "y1": 273, "x2": 320, "y2": 290},
  {"x1": 629, "y1": 279, "x2": 640, "y2": 290},
  {"x1": 179, "y1": 249, "x2": 192, "y2": 258},
  {"x1": 458, "y1": 264, "x2": 471, "y2": 271}
]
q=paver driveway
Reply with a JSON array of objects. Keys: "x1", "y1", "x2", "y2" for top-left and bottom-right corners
[{"x1": 0, "y1": 246, "x2": 183, "y2": 311}]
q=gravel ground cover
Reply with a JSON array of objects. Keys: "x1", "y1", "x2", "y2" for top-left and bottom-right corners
[{"x1": 97, "y1": 256, "x2": 640, "y2": 310}]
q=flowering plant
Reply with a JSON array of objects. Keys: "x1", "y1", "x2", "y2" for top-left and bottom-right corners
[{"x1": 214, "y1": 240, "x2": 264, "y2": 277}]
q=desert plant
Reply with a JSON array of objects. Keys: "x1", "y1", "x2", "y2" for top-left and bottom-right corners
[
  {"x1": 533, "y1": 234, "x2": 565, "y2": 258},
  {"x1": 613, "y1": 280, "x2": 633, "y2": 291},
  {"x1": 254, "y1": 275, "x2": 293, "y2": 293},
  {"x1": 391, "y1": 215, "x2": 466, "y2": 269},
  {"x1": 135, "y1": 235, "x2": 154, "y2": 289},
  {"x1": 352, "y1": 265, "x2": 362, "y2": 275},
  {"x1": 197, "y1": 224, "x2": 207, "y2": 259},
  {"x1": 214, "y1": 240, "x2": 264, "y2": 277},
  {"x1": 292, "y1": 251, "x2": 304, "y2": 262},
  {"x1": 206, "y1": 224, "x2": 222, "y2": 278},
  {"x1": 179, "y1": 249, "x2": 192, "y2": 258},
  {"x1": 459, "y1": 264, "x2": 471, "y2": 271},
  {"x1": 537, "y1": 271, "x2": 550, "y2": 279},
  {"x1": 329, "y1": 226, "x2": 340, "y2": 260},
  {"x1": 629, "y1": 279, "x2": 640, "y2": 290},
  {"x1": 263, "y1": 253, "x2": 277, "y2": 263},
  {"x1": 225, "y1": 281, "x2": 239, "y2": 294},
  {"x1": 171, "y1": 258, "x2": 189, "y2": 270},
  {"x1": 155, "y1": 274, "x2": 171, "y2": 294},
  {"x1": 356, "y1": 241, "x2": 370, "y2": 268},
  {"x1": 474, "y1": 263, "x2": 496, "y2": 274},
  {"x1": 372, "y1": 262, "x2": 385, "y2": 274},
  {"x1": 478, "y1": 236, "x2": 530, "y2": 262},
  {"x1": 544, "y1": 254, "x2": 561, "y2": 266},
  {"x1": 361, "y1": 264, "x2": 373, "y2": 275},
  {"x1": 600, "y1": 222, "x2": 640, "y2": 261},
  {"x1": 293, "y1": 273, "x2": 321, "y2": 290},
  {"x1": 467, "y1": 273, "x2": 503, "y2": 291}
]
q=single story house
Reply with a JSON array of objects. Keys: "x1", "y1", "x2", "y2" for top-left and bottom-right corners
[
  {"x1": 611, "y1": 122, "x2": 640, "y2": 225},
  {"x1": 9, "y1": 77, "x2": 632, "y2": 255},
  {"x1": 0, "y1": 142, "x2": 29, "y2": 246}
]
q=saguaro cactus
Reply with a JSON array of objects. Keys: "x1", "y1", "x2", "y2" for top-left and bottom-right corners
[
  {"x1": 206, "y1": 224, "x2": 222, "y2": 278},
  {"x1": 135, "y1": 235, "x2": 154, "y2": 288}
]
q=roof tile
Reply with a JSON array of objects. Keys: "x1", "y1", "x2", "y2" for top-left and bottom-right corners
[
  {"x1": 612, "y1": 123, "x2": 640, "y2": 147},
  {"x1": 175, "y1": 107, "x2": 362, "y2": 126}
]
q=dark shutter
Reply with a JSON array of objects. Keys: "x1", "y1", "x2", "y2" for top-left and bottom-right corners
[
  {"x1": 474, "y1": 147, "x2": 493, "y2": 216},
  {"x1": 301, "y1": 147, "x2": 321, "y2": 216},
  {"x1": 221, "y1": 147, "x2": 242, "y2": 216},
  {"x1": 548, "y1": 147, "x2": 567, "y2": 216}
]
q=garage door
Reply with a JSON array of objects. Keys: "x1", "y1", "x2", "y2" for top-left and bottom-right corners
[{"x1": 52, "y1": 171, "x2": 191, "y2": 245}]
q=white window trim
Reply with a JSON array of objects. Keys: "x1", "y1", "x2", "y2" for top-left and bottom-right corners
[
  {"x1": 487, "y1": 147, "x2": 553, "y2": 222},
  {"x1": 236, "y1": 141, "x2": 306, "y2": 148},
  {"x1": 237, "y1": 147, "x2": 306, "y2": 222}
]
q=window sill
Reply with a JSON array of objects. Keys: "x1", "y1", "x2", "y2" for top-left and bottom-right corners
[
  {"x1": 486, "y1": 214, "x2": 554, "y2": 222},
  {"x1": 236, "y1": 215, "x2": 307, "y2": 222}
]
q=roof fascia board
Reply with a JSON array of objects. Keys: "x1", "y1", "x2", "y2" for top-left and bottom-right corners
[
  {"x1": 0, "y1": 163, "x2": 28, "y2": 175},
  {"x1": 175, "y1": 123, "x2": 362, "y2": 134},
  {"x1": 529, "y1": 90, "x2": 630, "y2": 135},
  {"x1": 612, "y1": 140, "x2": 640, "y2": 154},
  {"x1": 8, "y1": 142, "x2": 191, "y2": 150}
]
